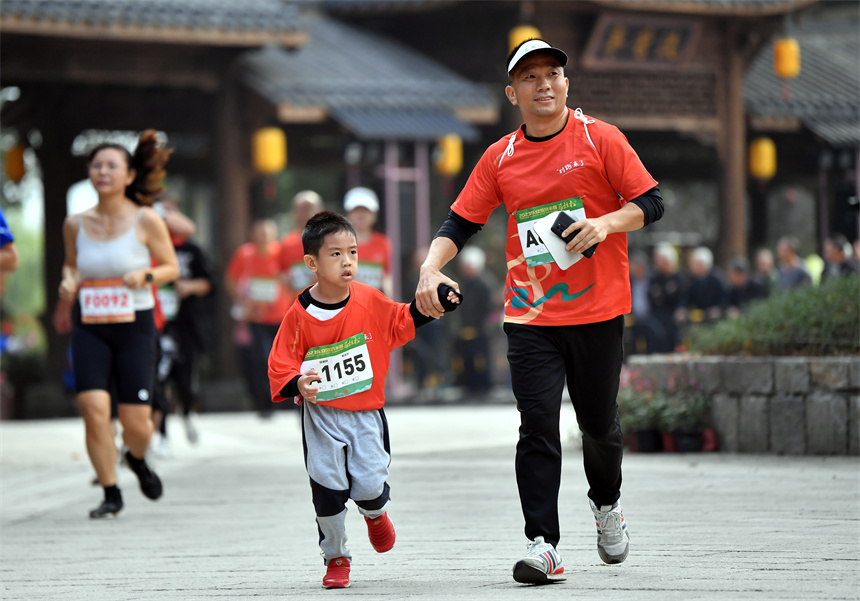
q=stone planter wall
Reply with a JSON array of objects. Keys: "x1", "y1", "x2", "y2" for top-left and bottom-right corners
[{"x1": 625, "y1": 355, "x2": 860, "y2": 456}]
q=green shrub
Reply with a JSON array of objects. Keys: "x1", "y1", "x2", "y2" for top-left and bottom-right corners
[{"x1": 688, "y1": 276, "x2": 859, "y2": 356}]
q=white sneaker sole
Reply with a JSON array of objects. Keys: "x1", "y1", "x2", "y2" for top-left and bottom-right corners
[
  {"x1": 512, "y1": 561, "x2": 566, "y2": 584},
  {"x1": 597, "y1": 538, "x2": 629, "y2": 564}
]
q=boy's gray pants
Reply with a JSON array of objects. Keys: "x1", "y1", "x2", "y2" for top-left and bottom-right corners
[{"x1": 302, "y1": 402, "x2": 391, "y2": 564}]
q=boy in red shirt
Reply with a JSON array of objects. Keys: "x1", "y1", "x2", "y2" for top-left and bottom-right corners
[{"x1": 268, "y1": 211, "x2": 460, "y2": 589}]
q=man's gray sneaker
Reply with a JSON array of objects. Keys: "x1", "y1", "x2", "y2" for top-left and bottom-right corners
[
  {"x1": 590, "y1": 498, "x2": 629, "y2": 564},
  {"x1": 512, "y1": 536, "x2": 566, "y2": 584}
]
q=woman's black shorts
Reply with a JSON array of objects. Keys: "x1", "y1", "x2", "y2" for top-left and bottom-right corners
[{"x1": 72, "y1": 307, "x2": 156, "y2": 405}]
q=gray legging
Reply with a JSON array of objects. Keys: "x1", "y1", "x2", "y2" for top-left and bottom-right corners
[{"x1": 302, "y1": 402, "x2": 391, "y2": 563}]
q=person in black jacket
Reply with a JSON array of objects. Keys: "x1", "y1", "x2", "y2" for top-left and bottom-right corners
[
  {"x1": 155, "y1": 231, "x2": 215, "y2": 448},
  {"x1": 678, "y1": 246, "x2": 728, "y2": 324},
  {"x1": 822, "y1": 234, "x2": 859, "y2": 282},
  {"x1": 647, "y1": 243, "x2": 683, "y2": 353},
  {"x1": 726, "y1": 256, "x2": 767, "y2": 318}
]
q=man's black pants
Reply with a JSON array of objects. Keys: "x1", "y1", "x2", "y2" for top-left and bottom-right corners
[{"x1": 504, "y1": 316, "x2": 624, "y2": 548}]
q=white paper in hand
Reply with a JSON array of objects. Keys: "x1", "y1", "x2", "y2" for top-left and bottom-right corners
[{"x1": 533, "y1": 211, "x2": 582, "y2": 270}]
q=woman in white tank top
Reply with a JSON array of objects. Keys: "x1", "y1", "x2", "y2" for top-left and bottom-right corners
[{"x1": 58, "y1": 130, "x2": 179, "y2": 519}]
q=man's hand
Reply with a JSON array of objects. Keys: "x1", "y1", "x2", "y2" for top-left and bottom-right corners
[
  {"x1": 416, "y1": 264, "x2": 459, "y2": 319},
  {"x1": 298, "y1": 369, "x2": 321, "y2": 404},
  {"x1": 562, "y1": 216, "x2": 609, "y2": 255}
]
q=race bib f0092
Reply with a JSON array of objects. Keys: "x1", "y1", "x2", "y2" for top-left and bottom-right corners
[
  {"x1": 79, "y1": 278, "x2": 135, "y2": 324},
  {"x1": 300, "y1": 332, "x2": 374, "y2": 402},
  {"x1": 514, "y1": 197, "x2": 585, "y2": 267}
]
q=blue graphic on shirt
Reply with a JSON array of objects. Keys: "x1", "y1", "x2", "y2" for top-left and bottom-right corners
[{"x1": 507, "y1": 282, "x2": 595, "y2": 309}]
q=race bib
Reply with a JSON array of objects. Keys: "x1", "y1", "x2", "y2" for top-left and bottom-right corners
[
  {"x1": 289, "y1": 263, "x2": 315, "y2": 292},
  {"x1": 355, "y1": 262, "x2": 385, "y2": 291},
  {"x1": 514, "y1": 197, "x2": 586, "y2": 267},
  {"x1": 248, "y1": 277, "x2": 279, "y2": 303},
  {"x1": 156, "y1": 286, "x2": 180, "y2": 321},
  {"x1": 79, "y1": 278, "x2": 135, "y2": 324},
  {"x1": 301, "y1": 332, "x2": 374, "y2": 402}
]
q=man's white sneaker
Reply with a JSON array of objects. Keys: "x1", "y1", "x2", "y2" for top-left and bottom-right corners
[
  {"x1": 183, "y1": 414, "x2": 199, "y2": 444},
  {"x1": 512, "y1": 536, "x2": 566, "y2": 584},
  {"x1": 152, "y1": 435, "x2": 171, "y2": 458},
  {"x1": 590, "y1": 499, "x2": 629, "y2": 564}
]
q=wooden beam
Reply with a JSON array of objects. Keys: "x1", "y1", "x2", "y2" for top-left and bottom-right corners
[
  {"x1": 214, "y1": 66, "x2": 251, "y2": 379},
  {"x1": 0, "y1": 16, "x2": 307, "y2": 48},
  {"x1": 717, "y1": 21, "x2": 749, "y2": 264},
  {"x1": 453, "y1": 106, "x2": 499, "y2": 125},
  {"x1": 277, "y1": 104, "x2": 328, "y2": 124},
  {"x1": 598, "y1": 114, "x2": 720, "y2": 134}
]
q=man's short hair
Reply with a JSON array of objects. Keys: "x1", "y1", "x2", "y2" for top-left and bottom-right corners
[
  {"x1": 293, "y1": 190, "x2": 322, "y2": 208},
  {"x1": 828, "y1": 233, "x2": 850, "y2": 256},
  {"x1": 302, "y1": 210, "x2": 357, "y2": 256},
  {"x1": 728, "y1": 255, "x2": 750, "y2": 274}
]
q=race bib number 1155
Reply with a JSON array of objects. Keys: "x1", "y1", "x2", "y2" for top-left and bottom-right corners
[{"x1": 301, "y1": 332, "x2": 374, "y2": 402}]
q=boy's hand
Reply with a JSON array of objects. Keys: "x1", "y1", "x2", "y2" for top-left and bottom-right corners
[
  {"x1": 437, "y1": 283, "x2": 463, "y2": 313},
  {"x1": 298, "y1": 369, "x2": 321, "y2": 404}
]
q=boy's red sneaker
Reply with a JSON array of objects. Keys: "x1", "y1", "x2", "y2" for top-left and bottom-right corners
[
  {"x1": 323, "y1": 557, "x2": 350, "y2": 589},
  {"x1": 364, "y1": 512, "x2": 396, "y2": 553}
]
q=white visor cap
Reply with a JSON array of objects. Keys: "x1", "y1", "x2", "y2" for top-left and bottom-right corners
[
  {"x1": 507, "y1": 39, "x2": 568, "y2": 74},
  {"x1": 344, "y1": 186, "x2": 380, "y2": 213}
]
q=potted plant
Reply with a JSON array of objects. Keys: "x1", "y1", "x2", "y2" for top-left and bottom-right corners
[
  {"x1": 657, "y1": 392, "x2": 710, "y2": 453},
  {"x1": 618, "y1": 375, "x2": 664, "y2": 453}
]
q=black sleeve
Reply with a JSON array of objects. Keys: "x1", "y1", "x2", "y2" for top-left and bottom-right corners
[
  {"x1": 280, "y1": 375, "x2": 302, "y2": 400},
  {"x1": 629, "y1": 187, "x2": 664, "y2": 226},
  {"x1": 433, "y1": 210, "x2": 483, "y2": 252},
  {"x1": 409, "y1": 300, "x2": 435, "y2": 329}
]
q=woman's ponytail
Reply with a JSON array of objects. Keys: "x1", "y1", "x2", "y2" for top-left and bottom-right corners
[{"x1": 127, "y1": 130, "x2": 173, "y2": 206}]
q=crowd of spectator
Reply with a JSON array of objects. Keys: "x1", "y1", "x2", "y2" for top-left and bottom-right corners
[{"x1": 625, "y1": 234, "x2": 859, "y2": 355}]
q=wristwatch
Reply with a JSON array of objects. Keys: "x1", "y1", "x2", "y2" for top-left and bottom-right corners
[{"x1": 145, "y1": 272, "x2": 154, "y2": 284}]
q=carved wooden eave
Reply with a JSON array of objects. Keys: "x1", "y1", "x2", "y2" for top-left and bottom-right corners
[
  {"x1": 588, "y1": 0, "x2": 818, "y2": 17},
  {"x1": 0, "y1": 15, "x2": 307, "y2": 48}
]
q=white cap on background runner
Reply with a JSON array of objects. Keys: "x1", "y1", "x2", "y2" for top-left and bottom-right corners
[{"x1": 344, "y1": 187, "x2": 380, "y2": 213}]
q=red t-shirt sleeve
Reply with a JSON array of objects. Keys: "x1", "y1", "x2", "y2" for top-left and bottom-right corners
[
  {"x1": 450, "y1": 141, "x2": 505, "y2": 225},
  {"x1": 268, "y1": 309, "x2": 302, "y2": 402},
  {"x1": 592, "y1": 121, "x2": 658, "y2": 203},
  {"x1": 364, "y1": 286, "x2": 415, "y2": 350}
]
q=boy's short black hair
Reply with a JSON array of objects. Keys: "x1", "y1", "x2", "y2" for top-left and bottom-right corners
[{"x1": 302, "y1": 210, "x2": 357, "y2": 256}]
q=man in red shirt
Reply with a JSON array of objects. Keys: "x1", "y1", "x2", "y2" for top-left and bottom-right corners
[
  {"x1": 226, "y1": 219, "x2": 289, "y2": 418},
  {"x1": 280, "y1": 190, "x2": 324, "y2": 302},
  {"x1": 416, "y1": 39, "x2": 664, "y2": 583},
  {"x1": 343, "y1": 187, "x2": 393, "y2": 297}
]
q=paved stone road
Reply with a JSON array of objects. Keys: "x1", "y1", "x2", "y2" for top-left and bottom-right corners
[{"x1": 1, "y1": 406, "x2": 858, "y2": 600}]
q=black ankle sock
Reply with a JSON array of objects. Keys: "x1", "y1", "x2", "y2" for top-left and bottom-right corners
[
  {"x1": 124, "y1": 451, "x2": 145, "y2": 470},
  {"x1": 104, "y1": 484, "x2": 122, "y2": 502}
]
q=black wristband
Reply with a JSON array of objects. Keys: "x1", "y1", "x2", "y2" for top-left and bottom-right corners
[
  {"x1": 145, "y1": 272, "x2": 154, "y2": 283},
  {"x1": 437, "y1": 283, "x2": 463, "y2": 312}
]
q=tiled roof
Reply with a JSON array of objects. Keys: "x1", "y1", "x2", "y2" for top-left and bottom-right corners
[
  {"x1": 329, "y1": 107, "x2": 479, "y2": 141},
  {"x1": 320, "y1": 0, "x2": 457, "y2": 13},
  {"x1": 590, "y1": 0, "x2": 817, "y2": 16},
  {"x1": 240, "y1": 15, "x2": 498, "y2": 140},
  {"x1": 744, "y1": 27, "x2": 860, "y2": 147},
  {"x1": 0, "y1": 0, "x2": 305, "y2": 46}
]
